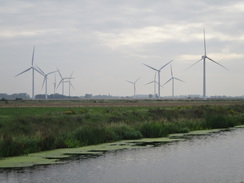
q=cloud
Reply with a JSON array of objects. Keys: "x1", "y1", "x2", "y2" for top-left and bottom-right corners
[{"x1": 1, "y1": 0, "x2": 244, "y2": 97}]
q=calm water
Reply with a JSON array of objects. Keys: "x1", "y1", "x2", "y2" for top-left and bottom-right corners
[{"x1": 1, "y1": 128, "x2": 244, "y2": 183}]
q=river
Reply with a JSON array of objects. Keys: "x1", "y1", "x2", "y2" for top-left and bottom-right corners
[{"x1": 1, "y1": 128, "x2": 244, "y2": 183}]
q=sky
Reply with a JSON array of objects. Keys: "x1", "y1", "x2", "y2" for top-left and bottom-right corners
[{"x1": 0, "y1": 0, "x2": 244, "y2": 98}]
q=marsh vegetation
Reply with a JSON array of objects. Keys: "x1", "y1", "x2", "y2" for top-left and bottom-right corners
[{"x1": 0, "y1": 101, "x2": 244, "y2": 158}]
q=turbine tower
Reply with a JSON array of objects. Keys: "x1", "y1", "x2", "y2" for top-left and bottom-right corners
[
  {"x1": 36, "y1": 66, "x2": 57, "y2": 100},
  {"x1": 187, "y1": 29, "x2": 228, "y2": 100},
  {"x1": 143, "y1": 60, "x2": 173, "y2": 98},
  {"x1": 163, "y1": 65, "x2": 184, "y2": 98},
  {"x1": 65, "y1": 79, "x2": 74, "y2": 97},
  {"x1": 15, "y1": 46, "x2": 42, "y2": 100},
  {"x1": 127, "y1": 77, "x2": 140, "y2": 98}
]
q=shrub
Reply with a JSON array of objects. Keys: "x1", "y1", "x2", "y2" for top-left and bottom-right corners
[
  {"x1": 163, "y1": 122, "x2": 190, "y2": 134},
  {"x1": 140, "y1": 122, "x2": 165, "y2": 138},
  {"x1": 38, "y1": 135, "x2": 56, "y2": 151},
  {"x1": 72, "y1": 126, "x2": 109, "y2": 146},
  {"x1": 0, "y1": 136, "x2": 23, "y2": 157},
  {"x1": 204, "y1": 115, "x2": 235, "y2": 129},
  {"x1": 20, "y1": 137, "x2": 40, "y2": 154},
  {"x1": 111, "y1": 125, "x2": 142, "y2": 140}
]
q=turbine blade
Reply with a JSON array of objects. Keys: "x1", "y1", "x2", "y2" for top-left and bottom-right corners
[
  {"x1": 35, "y1": 65, "x2": 45, "y2": 75},
  {"x1": 57, "y1": 79, "x2": 63, "y2": 89},
  {"x1": 70, "y1": 71, "x2": 73, "y2": 79},
  {"x1": 70, "y1": 82, "x2": 74, "y2": 89},
  {"x1": 15, "y1": 67, "x2": 31, "y2": 77},
  {"x1": 174, "y1": 77, "x2": 184, "y2": 82},
  {"x1": 163, "y1": 78, "x2": 172, "y2": 86},
  {"x1": 206, "y1": 57, "x2": 229, "y2": 70},
  {"x1": 57, "y1": 68, "x2": 63, "y2": 78},
  {"x1": 41, "y1": 77, "x2": 46, "y2": 90},
  {"x1": 159, "y1": 59, "x2": 173, "y2": 71},
  {"x1": 135, "y1": 77, "x2": 141, "y2": 83},
  {"x1": 145, "y1": 81, "x2": 154, "y2": 85},
  {"x1": 204, "y1": 29, "x2": 207, "y2": 56},
  {"x1": 33, "y1": 67, "x2": 43, "y2": 75},
  {"x1": 170, "y1": 64, "x2": 173, "y2": 77},
  {"x1": 143, "y1": 63, "x2": 158, "y2": 71},
  {"x1": 31, "y1": 46, "x2": 35, "y2": 66},
  {"x1": 127, "y1": 80, "x2": 134, "y2": 84},
  {"x1": 185, "y1": 58, "x2": 203, "y2": 71},
  {"x1": 47, "y1": 71, "x2": 57, "y2": 76}
]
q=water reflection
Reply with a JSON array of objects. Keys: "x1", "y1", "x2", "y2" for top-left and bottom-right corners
[{"x1": 1, "y1": 128, "x2": 244, "y2": 183}]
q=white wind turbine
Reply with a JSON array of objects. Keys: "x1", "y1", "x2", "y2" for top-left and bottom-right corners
[
  {"x1": 15, "y1": 46, "x2": 42, "y2": 100},
  {"x1": 57, "y1": 69, "x2": 74, "y2": 96},
  {"x1": 53, "y1": 74, "x2": 57, "y2": 94},
  {"x1": 187, "y1": 29, "x2": 228, "y2": 100},
  {"x1": 145, "y1": 72, "x2": 158, "y2": 98},
  {"x1": 127, "y1": 77, "x2": 140, "y2": 98},
  {"x1": 36, "y1": 66, "x2": 57, "y2": 100},
  {"x1": 65, "y1": 72, "x2": 74, "y2": 97},
  {"x1": 163, "y1": 65, "x2": 184, "y2": 98},
  {"x1": 143, "y1": 60, "x2": 173, "y2": 98},
  {"x1": 57, "y1": 69, "x2": 66, "y2": 95}
]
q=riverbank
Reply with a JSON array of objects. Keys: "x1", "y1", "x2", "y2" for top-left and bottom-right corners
[
  {"x1": 0, "y1": 100, "x2": 244, "y2": 165},
  {"x1": 0, "y1": 127, "x2": 243, "y2": 169}
]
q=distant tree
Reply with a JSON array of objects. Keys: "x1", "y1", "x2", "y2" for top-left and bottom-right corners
[
  {"x1": 85, "y1": 94, "x2": 93, "y2": 99},
  {"x1": 11, "y1": 93, "x2": 30, "y2": 99}
]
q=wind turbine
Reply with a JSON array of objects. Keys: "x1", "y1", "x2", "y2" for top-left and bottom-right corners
[
  {"x1": 53, "y1": 74, "x2": 57, "y2": 94},
  {"x1": 187, "y1": 29, "x2": 228, "y2": 100},
  {"x1": 145, "y1": 72, "x2": 158, "y2": 98},
  {"x1": 143, "y1": 60, "x2": 173, "y2": 98},
  {"x1": 15, "y1": 46, "x2": 42, "y2": 100},
  {"x1": 36, "y1": 66, "x2": 57, "y2": 100},
  {"x1": 57, "y1": 69, "x2": 65, "y2": 95},
  {"x1": 57, "y1": 69, "x2": 74, "y2": 96},
  {"x1": 65, "y1": 80, "x2": 74, "y2": 97},
  {"x1": 163, "y1": 65, "x2": 184, "y2": 98},
  {"x1": 127, "y1": 77, "x2": 140, "y2": 98},
  {"x1": 65, "y1": 72, "x2": 74, "y2": 97}
]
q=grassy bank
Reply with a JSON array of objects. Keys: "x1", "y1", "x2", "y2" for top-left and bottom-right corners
[{"x1": 1, "y1": 103, "x2": 244, "y2": 158}]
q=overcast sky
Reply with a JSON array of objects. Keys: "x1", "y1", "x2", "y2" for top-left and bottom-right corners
[{"x1": 1, "y1": 0, "x2": 244, "y2": 98}]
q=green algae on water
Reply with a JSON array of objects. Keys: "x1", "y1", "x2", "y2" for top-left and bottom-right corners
[{"x1": 0, "y1": 137, "x2": 180, "y2": 168}]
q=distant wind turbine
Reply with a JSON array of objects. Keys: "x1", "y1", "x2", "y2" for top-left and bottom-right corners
[
  {"x1": 53, "y1": 74, "x2": 57, "y2": 94},
  {"x1": 163, "y1": 65, "x2": 184, "y2": 98},
  {"x1": 57, "y1": 69, "x2": 74, "y2": 96},
  {"x1": 127, "y1": 77, "x2": 140, "y2": 98},
  {"x1": 187, "y1": 29, "x2": 229, "y2": 100},
  {"x1": 143, "y1": 60, "x2": 173, "y2": 98},
  {"x1": 15, "y1": 46, "x2": 42, "y2": 100},
  {"x1": 57, "y1": 69, "x2": 65, "y2": 95},
  {"x1": 145, "y1": 72, "x2": 158, "y2": 98},
  {"x1": 65, "y1": 72, "x2": 74, "y2": 97},
  {"x1": 36, "y1": 66, "x2": 57, "y2": 100}
]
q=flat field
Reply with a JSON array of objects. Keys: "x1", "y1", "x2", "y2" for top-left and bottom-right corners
[{"x1": 1, "y1": 99, "x2": 244, "y2": 108}]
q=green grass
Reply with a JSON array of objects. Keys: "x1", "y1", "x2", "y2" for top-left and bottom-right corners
[{"x1": 0, "y1": 102, "x2": 244, "y2": 158}]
